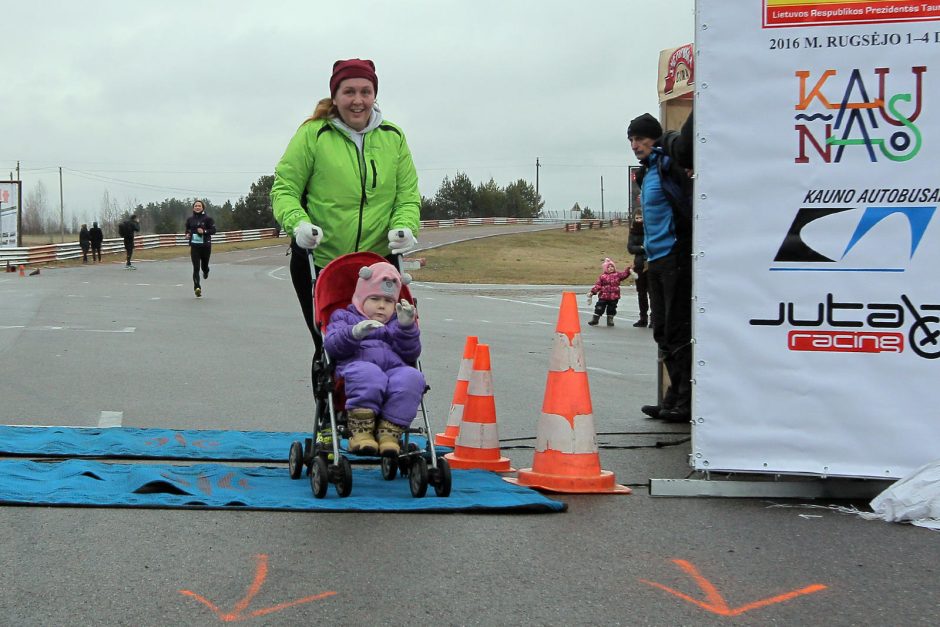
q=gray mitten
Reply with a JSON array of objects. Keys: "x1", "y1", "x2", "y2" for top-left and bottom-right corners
[
  {"x1": 351, "y1": 319, "x2": 383, "y2": 340},
  {"x1": 396, "y1": 299, "x2": 416, "y2": 327}
]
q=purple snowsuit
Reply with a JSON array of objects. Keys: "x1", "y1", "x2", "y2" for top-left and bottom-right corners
[{"x1": 323, "y1": 304, "x2": 426, "y2": 427}]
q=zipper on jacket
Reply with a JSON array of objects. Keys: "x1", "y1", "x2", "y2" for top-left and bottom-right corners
[
  {"x1": 355, "y1": 187, "x2": 366, "y2": 251},
  {"x1": 354, "y1": 145, "x2": 367, "y2": 251}
]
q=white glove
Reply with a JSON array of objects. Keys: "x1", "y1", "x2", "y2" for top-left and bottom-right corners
[
  {"x1": 586, "y1": 293, "x2": 594, "y2": 305},
  {"x1": 294, "y1": 222, "x2": 322, "y2": 249},
  {"x1": 396, "y1": 299, "x2": 416, "y2": 327},
  {"x1": 388, "y1": 228, "x2": 417, "y2": 255},
  {"x1": 351, "y1": 319, "x2": 383, "y2": 340}
]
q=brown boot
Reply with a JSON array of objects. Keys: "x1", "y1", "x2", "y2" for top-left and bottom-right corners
[
  {"x1": 587, "y1": 314, "x2": 600, "y2": 326},
  {"x1": 376, "y1": 419, "x2": 404, "y2": 457},
  {"x1": 346, "y1": 408, "x2": 378, "y2": 455},
  {"x1": 606, "y1": 315, "x2": 615, "y2": 327}
]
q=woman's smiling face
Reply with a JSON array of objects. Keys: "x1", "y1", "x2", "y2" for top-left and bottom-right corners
[{"x1": 333, "y1": 78, "x2": 375, "y2": 131}]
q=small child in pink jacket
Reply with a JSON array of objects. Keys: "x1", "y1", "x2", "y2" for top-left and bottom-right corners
[{"x1": 586, "y1": 258, "x2": 633, "y2": 327}]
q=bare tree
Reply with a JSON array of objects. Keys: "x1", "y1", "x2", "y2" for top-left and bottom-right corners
[
  {"x1": 23, "y1": 181, "x2": 49, "y2": 236},
  {"x1": 42, "y1": 210, "x2": 58, "y2": 237},
  {"x1": 100, "y1": 189, "x2": 122, "y2": 237}
]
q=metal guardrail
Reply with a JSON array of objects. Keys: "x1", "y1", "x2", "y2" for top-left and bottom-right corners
[
  {"x1": 1, "y1": 217, "x2": 624, "y2": 267},
  {"x1": 563, "y1": 218, "x2": 627, "y2": 232},
  {"x1": 1, "y1": 228, "x2": 280, "y2": 267},
  {"x1": 419, "y1": 216, "x2": 623, "y2": 228}
]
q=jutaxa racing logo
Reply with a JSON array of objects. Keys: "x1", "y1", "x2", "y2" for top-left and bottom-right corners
[{"x1": 749, "y1": 293, "x2": 940, "y2": 359}]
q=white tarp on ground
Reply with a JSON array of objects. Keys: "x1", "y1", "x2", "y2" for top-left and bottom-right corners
[
  {"x1": 693, "y1": 1, "x2": 940, "y2": 478},
  {"x1": 863, "y1": 459, "x2": 940, "y2": 529}
]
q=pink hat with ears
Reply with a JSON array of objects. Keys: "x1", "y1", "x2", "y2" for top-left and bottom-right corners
[
  {"x1": 352, "y1": 261, "x2": 410, "y2": 315},
  {"x1": 602, "y1": 258, "x2": 616, "y2": 272}
]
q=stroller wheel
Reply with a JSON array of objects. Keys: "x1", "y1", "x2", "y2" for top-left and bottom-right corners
[
  {"x1": 409, "y1": 456, "x2": 429, "y2": 498},
  {"x1": 335, "y1": 456, "x2": 353, "y2": 497},
  {"x1": 310, "y1": 456, "x2": 329, "y2": 498},
  {"x1": 288, "y1": 441, "x2": 304, "y2": 480},
  {"x1": 381, "y1": 455, "x2": 398, "y2": 480},
  {"x1": 433, "y1": 456, "x2": 452, "y2": 498}
]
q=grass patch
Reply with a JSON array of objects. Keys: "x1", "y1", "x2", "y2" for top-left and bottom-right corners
[{"x1": 410, "y1": 226, "x2": 633, "y2": 284}]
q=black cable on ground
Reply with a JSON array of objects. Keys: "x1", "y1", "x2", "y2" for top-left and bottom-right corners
[
  {"x1": 500, "y1": 436, "x2": 691, "y2": 451},
  {"x1": 499, "y1": 431, "x2": 690, "y2": 443}
]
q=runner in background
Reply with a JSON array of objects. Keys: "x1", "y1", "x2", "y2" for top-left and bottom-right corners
[{"x1": 185, "y1": 200, "x2": 216, "y2": 298}]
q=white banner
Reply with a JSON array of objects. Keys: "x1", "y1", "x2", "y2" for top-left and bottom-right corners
[
  {"x1": 0, "y1": 182, "x2": 20, "y2": 248},
  {"x1": 693, "y1": 0, "x2": 940, "y2": 478}
]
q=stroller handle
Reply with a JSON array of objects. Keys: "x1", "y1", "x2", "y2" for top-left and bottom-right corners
[
  {"x1": 306, "y1": 238, "x2": 404, "y2": 276},
  {"x1": 393, "y1": 230, "x2": 405, "y2": 271}
]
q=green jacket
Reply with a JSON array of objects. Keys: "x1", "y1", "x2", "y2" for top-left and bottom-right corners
[{"x1": 270, "y1": 116, "x2": 421, "y2": 267}]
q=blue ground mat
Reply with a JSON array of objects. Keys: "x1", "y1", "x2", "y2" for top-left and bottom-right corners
[
  {"x1": 0, "y1": 459, "x2": 565, "y2": 512},
  {"x1": 0, "y1": 425, "x2": 450, "y2": 462}
]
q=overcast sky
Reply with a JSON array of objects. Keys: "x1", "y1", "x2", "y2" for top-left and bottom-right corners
[{"x1": 3, "y1": 0, "x2": 694, "y2": 224}]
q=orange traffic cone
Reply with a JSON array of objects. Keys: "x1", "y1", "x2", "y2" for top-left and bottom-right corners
[
  {"x1": 506, "y1": 292, "x2": 630, "y2": 494},
  {"x1": 444, "y1": 343, "x2": 514, "y2": 472},
  {"x1": 18, "y1": 265, "x2": 25, "y2": 277},
  {"x1": 434, "y1": 335, "x2": 479, "y2": 447}
]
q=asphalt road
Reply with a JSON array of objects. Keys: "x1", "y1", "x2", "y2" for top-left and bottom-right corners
[{"x1": 1, "y1": 225, "x2": 937, "y2": 626}]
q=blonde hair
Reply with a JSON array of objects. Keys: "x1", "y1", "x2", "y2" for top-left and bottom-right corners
[{"x1": 306, "y1": 97, "x2": 337, "y2": 122}]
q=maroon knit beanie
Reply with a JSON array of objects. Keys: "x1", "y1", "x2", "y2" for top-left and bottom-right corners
[{"x1": 330, "y1": 58, "x2": 378, "y2": 98}]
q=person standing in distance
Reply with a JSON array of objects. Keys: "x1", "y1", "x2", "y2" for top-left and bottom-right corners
[
  {"x1": 270, "y1": 58, "x2": 421, "y2": 344},
  {"x1": 89, "y1": 221, "x2": 103, "y2": 263},
  {"x1": 78, "y1": 224, "x2": 91, "y2": 264},
  {"x1": 185, "y1": 200, "x2": 216, "y2": 298},
  {"x1": 119, "y1": 214, "x2": 140, "y2": 269},
  {"x1": 627, "y1": 211, "x2": 650, "y2": 327},
  {"x1": 628, "y1": 111, "x2": 694, "y2": 423}
]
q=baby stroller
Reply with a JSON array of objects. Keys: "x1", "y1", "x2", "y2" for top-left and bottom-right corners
[{"x1": 287, "y1": 250, "x2": 452, "y2": 499}]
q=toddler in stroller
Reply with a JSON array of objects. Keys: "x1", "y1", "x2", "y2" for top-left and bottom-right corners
[
  {"x1": 288, "y1": 251, "x2": 451, "y2": 499},
  {"x1": 323, "y1": 259, "x2": 425, "y2": 457}
]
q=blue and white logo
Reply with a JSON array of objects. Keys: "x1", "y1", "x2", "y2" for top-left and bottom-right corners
[{"x1": 772, "y1": 206, "x2": 936, "y2": 272}]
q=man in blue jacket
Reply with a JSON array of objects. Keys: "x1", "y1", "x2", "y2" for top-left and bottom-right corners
[{"x1": 628, "y1": 112, "x2": 694, "y2": 423}]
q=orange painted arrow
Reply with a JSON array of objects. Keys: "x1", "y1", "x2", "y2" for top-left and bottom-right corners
[
  {"x1": 180, "y1": 554, "x2": 337, "y2": 622},
  {"x1": 640, "y1": 558, "x2": 827, "y2": 617}
]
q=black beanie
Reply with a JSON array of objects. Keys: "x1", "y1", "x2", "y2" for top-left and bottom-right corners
[{"x1": 627, "y1": 113, "x2": 663, "y2": 140}]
